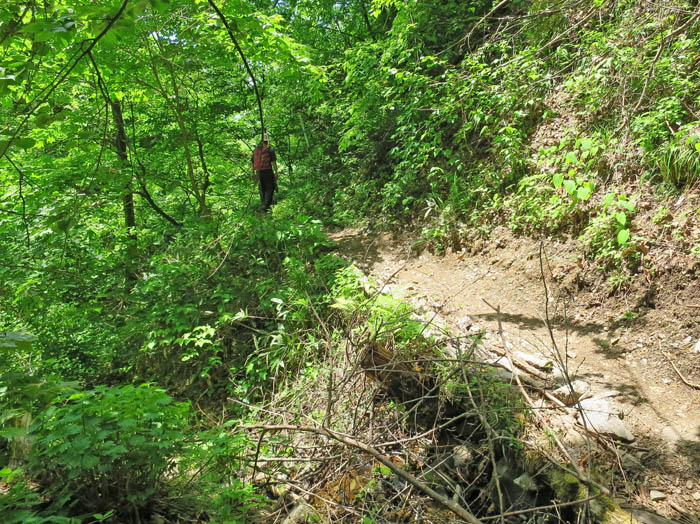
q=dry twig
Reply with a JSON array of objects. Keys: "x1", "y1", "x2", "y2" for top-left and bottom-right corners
[
  {"x1": 240, "y1": 423, "x2": 484, "y2": 524},
  {"x1": 664, "y1": 352, "x2": 700, "y2": 390}
]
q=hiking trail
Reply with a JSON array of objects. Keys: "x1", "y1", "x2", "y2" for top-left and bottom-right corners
[{"x1": 331, "y1": 226, "x2": 700, "y2": 519}]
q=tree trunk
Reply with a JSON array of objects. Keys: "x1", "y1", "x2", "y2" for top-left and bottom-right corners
[
  {"x1": 112, "y1": 99, "x2": 138, "y2": 284},
  {"x1": 359, "y1": 0, "x2": 376, "y2": 41}
]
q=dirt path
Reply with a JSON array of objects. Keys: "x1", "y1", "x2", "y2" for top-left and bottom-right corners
[{"x1": 331, "y1": 227, "x2": 700, "y2": 519}]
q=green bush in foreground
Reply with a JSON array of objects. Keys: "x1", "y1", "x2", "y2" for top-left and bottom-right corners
[{"x1": 28, "y1": 384, "x2": 189, "y2": 520}]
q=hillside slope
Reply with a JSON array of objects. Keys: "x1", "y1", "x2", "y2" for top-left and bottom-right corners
[{"x1": 332, "y1": 226, "x2": 700, "y2": 520}]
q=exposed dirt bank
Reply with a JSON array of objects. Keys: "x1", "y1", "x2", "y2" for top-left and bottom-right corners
[{"x1": 330, "y1": 226, "x2": 700, "y2": 522}]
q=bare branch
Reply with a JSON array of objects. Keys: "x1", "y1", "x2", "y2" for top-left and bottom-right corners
[{"x1": 241, "y1": 423, "x2": 484, "y2": 524}]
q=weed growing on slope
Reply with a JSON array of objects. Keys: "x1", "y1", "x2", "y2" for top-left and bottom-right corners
[{"x1": 579, "y1": 192, "x2": 640, "y2": 271}]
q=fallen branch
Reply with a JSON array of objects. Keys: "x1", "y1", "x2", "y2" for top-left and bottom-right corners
[
  {"x1": 480, "y1": 493, "x2": 602, "y2": 521},
  {"x1": 240, "y1": 423, "x2": 484, "y2": 524},
  {"x1": 664, "y1": 352, "x2": 700, "y2": 390}
]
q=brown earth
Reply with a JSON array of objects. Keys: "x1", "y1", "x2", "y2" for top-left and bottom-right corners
[{"x1": 330, "y1": 226, "x2": 700, "y2": 522}]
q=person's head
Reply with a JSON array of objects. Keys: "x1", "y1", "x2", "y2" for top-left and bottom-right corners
[{"x1": 259, "y1": 132, "x2": 270, "y2": 147}]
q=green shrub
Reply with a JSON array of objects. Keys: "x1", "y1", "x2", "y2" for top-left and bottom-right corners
[
  {"x1": 579, "y1": 192, "x2": 639, "y2": 270},
  {"x1": 28, "y1": 384, "x2": 189, "y2": 520},
  {"x1": 655, "y1": 124, "x2": 700, "y2": 188},
  {"x1": 0, "y1": 467, "x2": 76, "y2": 524}
]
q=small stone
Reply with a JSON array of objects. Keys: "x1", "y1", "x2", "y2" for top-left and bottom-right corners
[
  {"x1": 641, "y1": 358, "x2": 648, "y2": 364},
  {"x1": 693, "y1": 491, "x2": 700, "y2": 501},
  {"x1": 660, "y1": 426, "x2": 680, "y2": 444},
  {"x1": 550, "y1": 367, "x2": 567, "y2": 385},
  {"x1": 457, "y1": 315, "x2": 473, "y2": 331},
  {"x1": 282, "y1": 502, "x2": 320, "y2": 524},
  {"x1": 552, "y1": 380, "x2": 591, "y2": 405},
  {"x1": 683, "y1": 336, "x2": 693, "y2": 345},
  {"x1": 686, "y1": 480, "x2": 693, "y2": 489},
  {"x1": 621, "y1": 453, "x2": 642, "y2": 471},
  {"x1": 695, "y1": 338, "x2": 700, "y2": 354},
  {"x1": 513, "y1": 350, "x2": 551, "y2": 370},
  {"x1": 650, "y1": 490, "x2": 666, "y2": 501}
]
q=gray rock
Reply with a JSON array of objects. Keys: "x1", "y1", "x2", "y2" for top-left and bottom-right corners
[
  {"x1": 513, "y1": 350, "x2": 551, "y2": 370},
  {"x1": 659, "y1": 426, "x2": 680, "y2": 445},
  {"x1": 562, "y1": 427, "x2": 587, "y2": 447},
  {"x1": 621, "y1": 453, "x2": 643, "y2": 472},
  {"x1": 693, "y1": 491, "x2": 700, "y2": 501},
  {"x1": 589, "y1": 390, "x2": 620, "y2": 401},
  {"x1": 649, "y1": 490, "x2": 666, "y2": 501},
  {"x1": 552, "y1": 380, "x2": 591, "y2": 405},
  {"x1": 695, "y1": 338, "x2": 700, "y2": 354},
  {"x1": 282, "y1": 502, "x2": 320, "y2": 524},
  {"x1": 579, "y1": 397, "x2": 623, "y2": 416},
  {"x1": 457, "y1": 315, "x2": 473, "y2": 331},
  {"x1": 492, "y1": 368, "x2": 516, "y2": 383},
  {"x1": 576, "y1": 398, "x2": 634, "y2": 442},
  {"x1": 548, "y1": 366, "x2": 568, "y2": 385}
]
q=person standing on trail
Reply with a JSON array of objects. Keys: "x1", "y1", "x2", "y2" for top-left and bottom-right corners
[{"x1": 251, "y1": 133, "x2": 278, "y2": 212}]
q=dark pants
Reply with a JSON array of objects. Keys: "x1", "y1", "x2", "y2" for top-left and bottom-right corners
[{"x1": 257, "y1": 169, "x2": 275, "y2": 211}]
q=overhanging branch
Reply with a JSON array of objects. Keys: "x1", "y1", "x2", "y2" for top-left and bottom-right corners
[{"x1": 207, "y1": 0, "x2": 266, "y2": 139}]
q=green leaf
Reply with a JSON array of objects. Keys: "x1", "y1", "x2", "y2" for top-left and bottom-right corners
[
  {"x1": 602, "y1": 193, "x2": 615, "y2": 208},
  {"x1": 128, "y1": 435, "x2": 147, "y2": 446},
  {"x1": 617, "y1": 228, "x2": 630, "y2": 245},
  {"x1": 617, "y1": 200, "x2": 635, "y2": 212},
  {"x1": 564, "y1": 151, "x2": 578, "y2": 164},
  {"x1": 577, "y1": 185, "x2": 592, "y2": 201},
  {"x1": 0, "y1": 427, "x2": 29, "y2": 439},
  {"x1": 614, "y1": 212, "x2": 626, "y2": 225},
  {"x1": 15, "y1": 137, "x2": 36, "y2": 149},
  {"x1": 0, "y1": 331, "x2": 37, "y2": 352},
  {"x1": 552, "y1": 172, "x2": 564, "y2": 189},
  {"x1": 563, "y1": 179, "x2": 576, "y2": 194}
]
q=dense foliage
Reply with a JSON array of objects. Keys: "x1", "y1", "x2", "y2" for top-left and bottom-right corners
[{"x1": 2, "y1": 0, "x2": 699, "y2": 521}]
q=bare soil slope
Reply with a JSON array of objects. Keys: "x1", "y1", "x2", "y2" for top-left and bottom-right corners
[{"x1": 331, "y1": 226, "x2": 700, "y2": 520}]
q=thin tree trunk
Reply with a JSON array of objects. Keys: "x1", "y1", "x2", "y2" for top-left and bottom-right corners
[
  {"x1": 196, "y1": 133, "x2": 212, "y2": 201},
  {"x1": 112, "y1": 99, "x2": 138, "y2": 284},
  {"x1": 147, "y1": 36, "x2": 208, "y2": 215},
  {"x1": 359, "y1": 0, "x2": 376, "y2": 41},
  {"x1": 207, "y1": 0, "x2": 266, "y2": 139},
  {"x1": 297, "y1": 113, "x2": 310, "y2": 151}
]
